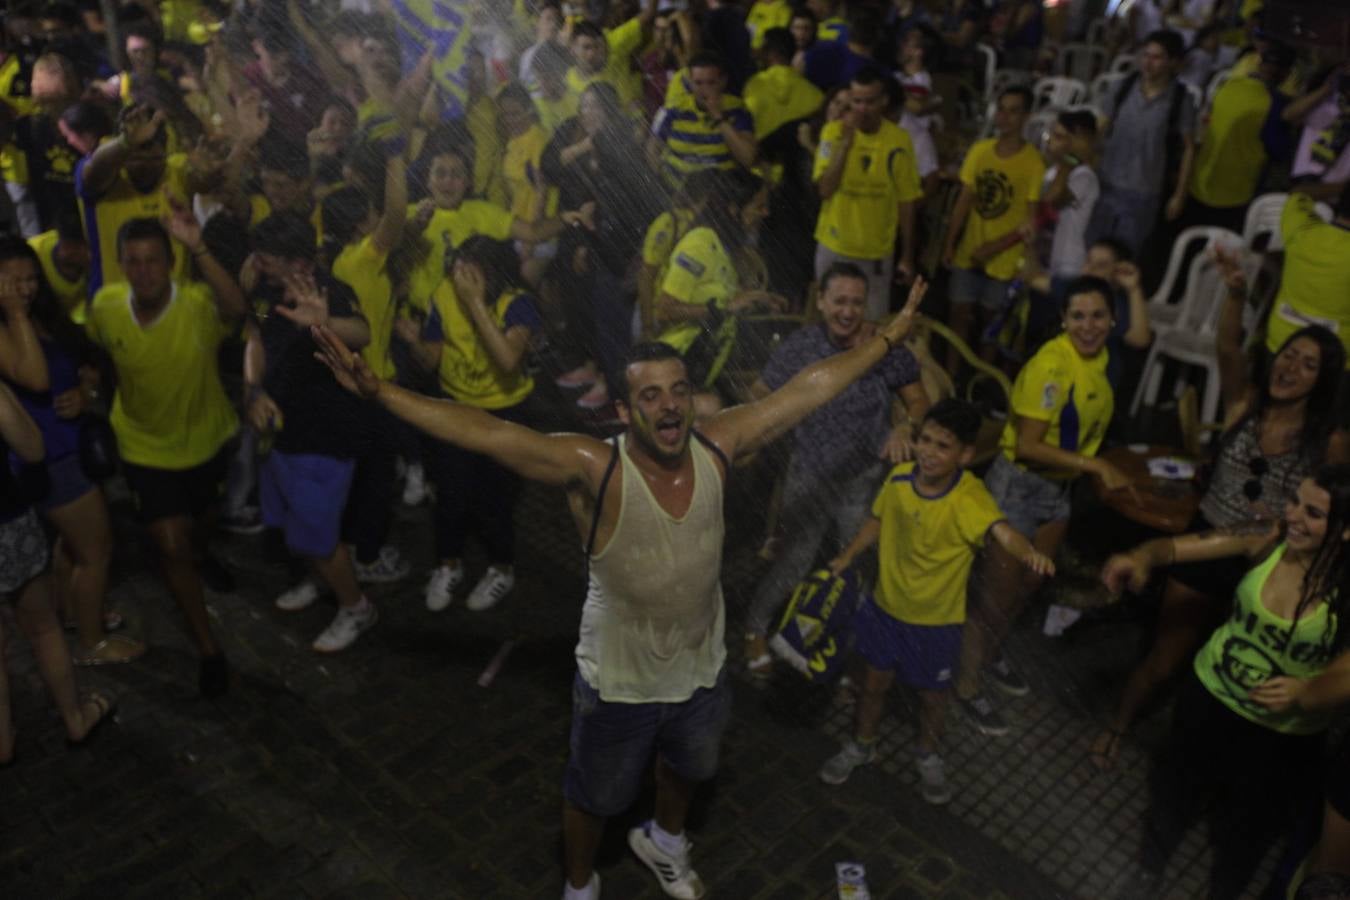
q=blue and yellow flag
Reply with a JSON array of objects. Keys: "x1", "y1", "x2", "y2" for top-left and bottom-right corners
[{"x1": 390, "y1": 0, "x2": 472, "y2": 118}]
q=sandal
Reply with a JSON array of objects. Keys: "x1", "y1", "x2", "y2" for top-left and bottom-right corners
[
  {"x1": 73, "y1": 634, "x2": 147, "y2": 667},
  {"x1": 1089, "y1": 727, "x2": 1125, "y2": 773},
  {"x1": 67, "y1": 692, "x2": 116, "y2": 747}
]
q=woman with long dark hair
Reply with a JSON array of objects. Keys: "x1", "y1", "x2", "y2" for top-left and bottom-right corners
[
  {"x1": 1103, "y1": 465, "x2": 1350, "y2": 897},
  {"x1": 1090, "y1": 246, "x2": 1347, "y2": 770},
  {"x1": 0, "y1": 236, "x2": 142, "y2": 665}
]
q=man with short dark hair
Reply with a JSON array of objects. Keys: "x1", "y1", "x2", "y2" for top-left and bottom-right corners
[
  {"x1": 565, "y1": 0, "x2": 659, "y2": 108},
  {"x1": 651, "y1": 51, "x2": 758, "y2": 186},
  {"x1": 312, "y1": 276, "x2": 929, "y2": 900},
  {"x1": 83, "y1": 211, "x2": 247, "y2": 697}
]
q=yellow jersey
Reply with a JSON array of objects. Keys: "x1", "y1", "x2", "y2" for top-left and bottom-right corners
[
  {"x1": 406, "y1": 200, "x2": 515, "y2": 314},
  {"x1": 746, "y1": 0, "x2": 794, "y2": 49},
  {"x1": 28, "y1": 230, "x2": 87, "y2": 322},
  {"x1": 744, "y1": 65, "x2": 824, "y2": 141},
  {"x1": 75, "y1": 152, "x2": 191, "y2": 294},
  {"x1": 84, "y1": 279, "x2": 238, "y2": 469},
  {"x1": 953, "y1": 138, "x2": 1044, "y2": 281},
  {"x1": 813, "y1": 119, "x2": 923, "y2": 261},
  {"x1": 533, "y1": 90, "x2": 579, "y2": 135},
  {"x1": 566, "y1": 17, "x2": 645, "y2": 107},
  {"x1": 332, "y1": 236, "x2": 397, "y2": 379},
  {"x1": 466, "y1": 94, "x2": 505, "y2": 206},
  {"x1": 871, "y1": 461, "x2": 1005, "y2": 625},
  {"x1": 1190, "y1": 75, "x2": 1279, "y2": 209},
  {"x1": 425, "y1": 283, "x2": 540, "y2": 409},
  {"x1": 999, "y1": 333, "x2": 1113, "y2": 478},
  {"x1": 1265, "y1": 193, "x2": 1350, "y2": 367},
  {"x1": 656, "y1": 225, "x2": 737, "y2": 353},
  {"x1": 501, "y1": 124, "x2": 558, "y2": 223}
]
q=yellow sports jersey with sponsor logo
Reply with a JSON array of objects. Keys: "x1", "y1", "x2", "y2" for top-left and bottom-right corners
[
  {"x1": 84, "y1": 280, "x2": 237, "y2": 469},
  {"x1": 75, "y1": 152, "x2": 192, "y2": 294},
  {"x1": 871, "y1": 461, "x2": 1004, "y2": 625},
  {"x1": 953, "y1": 138, "x2": 1043, "y2": 280},
  {"x1": 813, "y1": 119, "x2": 923, "y2": 260},
  {"x1": 999, "y1": 333, "x2": 1113, "y2": 478},
  {"x1": 1264, "y1": 193, "x2": 1350, "y2": 367},
  {"x1": 425, "y1": 284, "x2": 538, "y2": 409},
  {"x1": 1189, "y1": 76, "x2": 1280, "y2": 209},
  {"x1": 406, "y1": 200, "x2": 515, "y2": 314},
  {"x1": 656, "y1": 225, "x2": 737, "y2": 353}
]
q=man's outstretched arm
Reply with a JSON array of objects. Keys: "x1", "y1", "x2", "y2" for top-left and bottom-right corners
[
  {"x1": 704, "y1": 278, "x2": 929, "y2": 461},
  {"x1": 311, "y1": 325, "x2": 607, "y2": 488}
]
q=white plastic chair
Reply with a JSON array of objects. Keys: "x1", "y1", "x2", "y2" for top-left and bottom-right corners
[
  {"x1": 1242, "y1": 192, "x2": 1333, "y2": 253},
  {"x1": 1023, "y1": 107, "x2": 1060, "y2": 149},
  {"x1": 1057, "y1": 43, "x2": 1108, "y2": 82},
  {"x1": 1032, "y1": 76, "x2": 1089, "y2": 111},
  {"x1": 976, "y1": 43, "x2": 998, "y2": 103},
  {"x1": 1130, "y1": 230, "x2": 1247, "y2": 423},
  {"x1": 1091, "y1": 71, "x2": 1131, "y2": 115},
  {"x1": 1108, "y1": 53, "x2": 1137, "y2": 75},
  {"x1": 1146, "y1": 226, "x2": 1238, "y2": 338}
]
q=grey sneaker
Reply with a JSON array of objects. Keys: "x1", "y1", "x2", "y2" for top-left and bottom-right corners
[
  {"x1": 959, "y1": 694, "x2": 1010, "y2": 737},
  {"x1": 916, "y1": 753, "x2": 953, "y2": 804},
  {"x1": 465, "y1": 565, "x2": 515, "y2": 612},
  {"x1": 312, "y1": 599, "x2": 378, "y2": 653},
  {"x1": 353, "y1": 546, "x2": 410, "y2": 584},
  {"x1": 987, "y1": 653, "x2": 1030, "y2": 696},
  {"x1": 819, "y1": 739, "x2": 877, "y2": 785}
]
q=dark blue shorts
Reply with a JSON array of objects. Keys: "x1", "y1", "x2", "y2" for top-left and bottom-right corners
[
  {"x1": 563, "y1": 668, "x2": 732, "y2": 818},
  {"x1": 260, "y1": 451, "x2": 356, "y2": 559},
  {"x1": 38, "y1": 453, "x2": 95, "y2": 513},
  {"x1": 854, "y1": 597, "x2": 963, "y2": 691}
]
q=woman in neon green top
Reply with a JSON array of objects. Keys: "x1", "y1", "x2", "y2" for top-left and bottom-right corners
[{"x1": 1102, "y1": 465, "x2": 1350, "y2": 897}]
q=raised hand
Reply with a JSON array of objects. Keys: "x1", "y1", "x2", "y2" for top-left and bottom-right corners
[
  {"x1": 1114, "y1": 260, "x2": 1141, "y2": 292},
  {"x1": 275, "y1": 271, "x2": 330, "y2": 328},
  {"x1": 162, "y1": 194, "x2": 204, "y2": 252},
  {"x1": 234, "y1": 89, "x2": 271, "y2": 146},
  {"x1": 880, "y1": 276, "x2": 928, "y2": 346},
  {"x1": 120, "y1": 104, "x2": 165, "y2": 148},
  {"x1": 1212, "y1": 244, "x2": 1248, "y2": 296},
  {"x1": 312, "y1": 324, "x2": 381, "y2": 398}
]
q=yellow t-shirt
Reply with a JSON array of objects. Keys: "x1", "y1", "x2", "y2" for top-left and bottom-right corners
[
  {"x1": 28, "y1": 230, "x2": 86, "y2": 322},
  {"x1": 332, "y1": 236, "x2": 396, "y2": 379},
  {"x1": 871, "y1": 461, "x2": 1005, "y2": 625},
  {"x1": 566, "y1": 17, "x2": 645, "y2": 107},
  {"x1": 746, "y1": 0, "x2": 793, "y2": 49},
  {"x1": 657, "y1": 225, "x2": 737, "y2": 353},
  {"x1": 813, "y1": 119, "x2": 923, "y2": 261},
  {"x1": 1265, "y1": 193, "x2": 1350, "y2": 367},
  {"x1": 1190, "y1": 75, "x2": 1278, "y2": 209},
  {"x1": 76, "y1": 152, "x2": 191, "y2": 294},
  {"x1": 406, "y1": 200, "x2": 515, "y2": 313},
  {"x1": 501, "y1": 124, "x2": 558, "y2": 223},
  {"x1": 999, "y1": 333, "x2": 1113, "y2": 478},
  {"x1": 953, "y1": 138, "x2": 1045, "y2": 281},
  {"x1": 533, "y1": 90, "x2": 579, "y2": 135},
  {"x1": 467, "y1": 94, "x2": 505, "y2": 206},
  {"x1": 426, "y1": 283, "x2": 538, "y2": 409},
  {"x1": 642, "y1": 207, "x2": 696, "y2": 270},
  {"x1": 744, "y1": 65, "x2": 824, "y2": 140},
  {"x1": 84, "y1": 280, "x2": 237, "y2": 469}
]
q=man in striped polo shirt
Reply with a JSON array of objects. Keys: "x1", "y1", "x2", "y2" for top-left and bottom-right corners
[{"x1": 650, "y1": 52, "x2": 758, "y2": 188}]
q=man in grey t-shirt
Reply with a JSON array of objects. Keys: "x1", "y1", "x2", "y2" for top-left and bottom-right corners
[{"x1": 1087, "y1": 30, "x2": 1196, "y2": 256}]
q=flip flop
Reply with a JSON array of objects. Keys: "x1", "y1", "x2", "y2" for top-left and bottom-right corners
[
  {"x1": 67, "y1": 692, "x2": 117, "y2": 747},
  {"x1": 73, "y1": 634, "x2": 147, "y2": 667},
  {"x1": 1089, "y1": 727, "x2": 1124, "y2": 773}
]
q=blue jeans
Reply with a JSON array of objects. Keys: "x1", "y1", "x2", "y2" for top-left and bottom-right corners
[
  {"x1": 1087, "y1": 183, "x2": 1161, "y2": 258},
  {"x1": 982, "y1": 455, "x2": 1072, "y2": 539},
  {"x1": 563, "y1": 668, "x2": 732, "y2": 817}
]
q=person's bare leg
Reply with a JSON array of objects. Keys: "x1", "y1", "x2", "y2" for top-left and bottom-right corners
[
  {"x1": 918, "y1": 689, "x2": 948, "y2": 755},
  {"x1": 562, "y1": 802, "x2": 605, "y2": 889},
  {"x1": 11, "y1": 573, "x2": 99, "y2": 739},
  {"x1": 653, "y1": 756, "x2": 693, "y2": 837},
  {"x1": 45, "y1": 489, "x2": 130, "y2": 656},
  {"x1": 312, "y1": 543, "x2": 363, "y2": 610},
  {"x1": 855, "y1": 666, "x2": 895, "y2": 743},
  {"x1": 1313, "y1": 801, "x2": 1350, "y2": 874},
  {"x1": 146, "y1": 516, "x2": 219, "y2": 657}
]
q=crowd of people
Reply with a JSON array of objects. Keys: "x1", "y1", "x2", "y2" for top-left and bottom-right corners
[{"x1": 1, "y1": 0, "x2": 1349, "y2": 897}]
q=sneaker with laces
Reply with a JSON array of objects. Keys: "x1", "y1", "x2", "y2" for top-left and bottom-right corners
[
  {"x1": 276, "y1": 579, "x2": 320, "y2": 612},
  {"x1": 466, "y1": 565, "x2": 515, "y2": 612},
  {"x1": 916, "y1": 753, "x2": 953, "y2": 805},
  {"x1": 987, "y1": 653, "x2": 1030, "y2": 697},
  {"x1": 818, "y1": 738, "x2": 876, "y2": 785},
  {"x1": 425, "y1": 563, "x2": 465, "y2": 612},
  {"x1": 628, "y1": 823, "x2": 705, "y2": 900},
  {"x1": 312, "y1": 599, "x2": 378, "y2": 653},
  {"x1": 959, "y1": 694, "x2": 1010, "y2": 737},
  {"x1": 402, "y1": 463, "x2": 427, "y2": 506},
  {"x1": 352, "y1": 546, "x2": 411, "y2": 584},
  {"x1": 220, "y1": 505, "x2": 265, "y2": 535}
]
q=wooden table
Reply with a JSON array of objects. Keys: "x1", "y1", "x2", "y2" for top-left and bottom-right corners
[{"x1": 1092, "y1": 445, "x2": 1202, "y2": 534}]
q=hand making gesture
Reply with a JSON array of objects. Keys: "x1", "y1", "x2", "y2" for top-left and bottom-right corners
[
  {"x1": 275, "y1": 271, "x2": 331, "y2": 329},
  {"x1": 313, "y1": 325, "x2": 381, "y2": 399}
]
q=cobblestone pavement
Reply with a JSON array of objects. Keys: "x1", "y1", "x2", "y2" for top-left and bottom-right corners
[{"x1": 0, "y1": 434, "x2": 1275, "y2": 899}]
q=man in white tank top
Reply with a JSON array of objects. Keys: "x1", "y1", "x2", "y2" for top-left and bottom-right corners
[{"x1": 310, "y1": 279, "x2": 929, "y2": 900}]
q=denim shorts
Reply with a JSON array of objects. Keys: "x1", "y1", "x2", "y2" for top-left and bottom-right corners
[
  {"x1": 38, "y1": 453, "x2": 95, "y2": 513},
  {"x1": 854, "y1": 597, "x2": 963, "y2": 691},
  {"x1": 0, "y1": 509, "x2": 49, "y2": 595},
  {"x1": 983, "y1": 454, "x2": 1072, "y2": 539},
  {"x1": 949, "y1": 267, "x2": 1012, "y2": 312},
  {"x1": 563, "y1": 667, "x2": 732, "y2": 817},
  {"x1": 260, "y1": 451, "x2": 357, "y2": 559}
]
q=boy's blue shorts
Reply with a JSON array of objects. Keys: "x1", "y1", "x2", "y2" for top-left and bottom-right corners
[
  {"x1": 260, "y1": 451, "x2": 356, "y2": 559},
  {"x1": 855, "y1": 596, "x2": 963, "y2": 691}
]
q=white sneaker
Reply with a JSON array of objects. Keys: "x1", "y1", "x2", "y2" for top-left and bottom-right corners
[
  {"x1": 425, "y1": 563, "x2": 465, "y2": 612},
  {"x1": 819, "y1": 739, "x2": 876, "y2": 785},
  {"x1": 352, "y1": 546, "x2": 411, "y2": 584},
  {"x1": 275, "y1": 578, "x2": 320, "y2": 612},
  {"x1": 402, "y1": 463, "x2": 427, "y2": 506},
  {"x1": 628, "y1": 823, "x2": 705, "y2": 899},
  {"x1": 465, "y1": 565, "x2": 515, "y2": 612},
  {"x1": 312, "y1": 599, "x2": 378, "y2": 653},
  {"x1": 916, "y1": 752, "x2": 953, "y2": 805},
  {"x1": 561, "y1": 872, "x2": 600, "y2": 900}
]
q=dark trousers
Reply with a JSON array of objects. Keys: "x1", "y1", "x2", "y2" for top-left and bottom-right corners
[
  {"x1": 1143, "y1": 672, "x2": 1323, "y2": 899},
  {"x1": 341, "y1": 405, "x2": 399, "y2": 564},
  {"x1": 423, "y1": 400, "x2": 528, "y2": 565}
]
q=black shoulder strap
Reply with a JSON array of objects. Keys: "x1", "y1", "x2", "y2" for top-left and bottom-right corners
[
  {"x1": 691, "y1": 429, "x2": 731, "y2": 479},
  {"x1": 1111, "y1": 72, "x2": 1139, "y2": 125},
  {"x1": 584, "y1": 436, "x2": 621, "y2": 559},
  {"x1": 1166, "y1": 80, "x2": 1186, "y2": 139}
]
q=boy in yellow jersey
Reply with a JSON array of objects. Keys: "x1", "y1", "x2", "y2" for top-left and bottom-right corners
[
  {"x1": 565, "y1": 1, "x2": 658, "y2": 110},
  {"x1": 941, "y1": 86, "x2": 1043, "y2": 371},
  {"x1": 819, "y1": 400, "x2": 1053, "y2": 801},
  {"x1": 83, "y1": 213, "x2": 247, "y2": 698},
  {"x1": 27, "y1": 211, "x2": 88, "y2": 322},
  {"x1": 813, "y1": 66, "x2": 922, "y2": 321},
  {"x1": 650, "y1": 52, "x2": 758, "y2": 187}
]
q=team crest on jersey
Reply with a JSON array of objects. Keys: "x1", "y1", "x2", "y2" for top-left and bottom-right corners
[
  {"x1": 1040, "y1": 382, "x2": 1058, "y2": 410},
  {"x1": 973, "y1": 169, "x2": 1014, "y2": 219}
]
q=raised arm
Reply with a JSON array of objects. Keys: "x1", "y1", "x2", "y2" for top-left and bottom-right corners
[
  {"x1": 1101, "y1": 524, "x2": 1277, "y2": 596},
  {"x1": 0, "y1": 378, "x2": 43, "y2": 462},
  {"x1": 80, "y1": 105, "x2": 165, "y2": 199},
  {"x1": 1114, "y1": 261, "x2": 1153, "y2": 349},
  {"x1": 1212, "y1": 244, "x2": 1252, "y2": 422},
  {"x1": 704, "y1": 278, "x2": 928, "y2": 460},
  {"x1": 164, "y1": 199, "x2": 247, "y2": 321},
  {"x1": 312, "y1": 324, "x2": 605, "y2": 487},
  {"x1": 371, "y1": 154, "x2": 408, "y2": 255}
]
